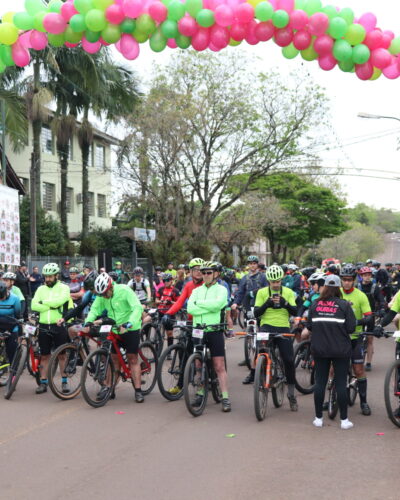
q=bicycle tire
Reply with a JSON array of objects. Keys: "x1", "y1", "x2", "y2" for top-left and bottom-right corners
[
  {"x1": 347, "y1": 375, "x2": 358, "y2": 407},
  {"x1": 271, "y1": 353, "x2": 285, "y2": 408},
  {"x1": 384, "y1": 359, "x2": 400, "y2": 428},
  {"x1": 137, "y1": 341, "x2": 158, "y2": 396},
  {"x1": 294, "y1": 340, "x2": 315, "y2": 395},
  {"x1": 157, "y1": 343, "x2": 185, "y2": 401},
  {"x1": 328, "y1": 384, "x2": 338, "y2": 419},
  {"x1": 81, "y1": 348, "x2": 115, "y2": 408},
  {"x1": 183, "y1": 352, "x2": 208, "y2": 417},
  {"x1": 244, "y1": 333, "x2": 256, "y2": 370},
  {"x1": 141, "y1": 323, "x2": 163, "y2": 358},
  {"x1": 4, "y1": 344, "x2": 28, "y2": 400},
  {"x1": 48, "y1": 342, "x2": 83, "y2": 400},
  {"x1": 26, "y1": 345, "x2": 41, "y2": 386},
  {"x1": 238, "y1": 309, "x2": 245, "y2": 330},
  {"x1": 254, "y1": 354, "x2": 268, "y2": 421}
]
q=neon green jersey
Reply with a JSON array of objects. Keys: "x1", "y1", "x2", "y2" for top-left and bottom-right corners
[
  {"x1": 389, "y1": 293, "x2": 400, "y2": 343},
  {"x1": 164, "y1": 269, "x2": 177, "y2": 277},
  {"x1": 31, "y1": 281, "x2": 73, "y2": 324},
  {"x1": 187, "y1": 282, "x2": 227, "y2": 329},
  {"x1": 11, "y1": 285, "x2": 24, "y2": 302},
  {"x1": 255, "y1": 286, "x2": 296, "y2": 328},
  {"x1": 341, "y1": 287, "x2": 371, "y2": 338}
]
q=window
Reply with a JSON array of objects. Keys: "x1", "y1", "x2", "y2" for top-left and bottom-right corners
[
  {"x1": 41, "y1": 125, "x2": 53, "y2": 154},
  {"x1": 42, "y1": 182, "x2": 55, "y2": 211},
  {"x1": 88, "y1": 192, "x2": 95, "y2": 216},
  {"x1": 97, "y1": 194, "x2": 107, "y2": 218},
  {"x1": 95, "y1": 144, "x2": 105, "y2": 170},
  {"x1": 68, "y1": 138, "x2": 73, "y2": 161},
  {"x1": 88, "y1": 145, "x2": 93, "y2": 167},
  {"x1": 66, "y1": 187, "x2": 74, "y2": 213}
]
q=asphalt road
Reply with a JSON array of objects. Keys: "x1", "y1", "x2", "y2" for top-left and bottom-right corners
[
  {"x1": 1, "y1": 334, "x2": 399, "y2": 500},
  {"x1": 375, "y1": 232, "x2": 400, "y2": 264}
]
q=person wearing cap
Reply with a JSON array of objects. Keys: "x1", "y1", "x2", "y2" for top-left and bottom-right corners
[
  {"x1": 306, "y1": 274, "x2": 357, "y2": 430},
  {"x1": 164, "y1": 262, "x2": 177, "y2": 278},
  {"x1": 61, "y1": 261, "x2": 71, "y2": 284},
  {"x1": 113, "y1": 261, "x2": 129, "y2": 284}
]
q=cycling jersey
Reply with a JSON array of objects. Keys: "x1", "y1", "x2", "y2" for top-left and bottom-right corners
[
  {"x1": 11, "y1": 285, "x2": 24, "y2": 303},
  {"x1": 164, "y1": 268, "x2": 177, "y2": 277},
  {"x1": 340, "y1": 287, "x2": 371, "y2": 338},
  {"x1": 128, "y1": 278, "x2": 150, "y2": 303},
  {"x1": 156, "y1": 285, "x2": 180, "y2": 313},
  {"x1": 0, "y1": 292, "x2": 21, "y2": 332},
  {"x1": 86, "y1": 284, "x2": 142, "y2": 332},
  {"x1": 254, "y1": 286, "x2": 297, "y2": 328},
  {"x1": 187, "y1": 282, "x2": 228, "y2": 328},
  {"x1": 31, "y1": 281, "x2": 73, "y2": 324}
]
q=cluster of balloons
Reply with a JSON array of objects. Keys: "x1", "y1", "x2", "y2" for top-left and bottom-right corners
[{"x1": 0, "y1": 0, "x2": 400, "y2": 80}]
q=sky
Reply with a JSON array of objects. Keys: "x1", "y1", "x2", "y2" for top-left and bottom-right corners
[{"x1": 2, "y1": 0, "x2": 400, "y2": 210}]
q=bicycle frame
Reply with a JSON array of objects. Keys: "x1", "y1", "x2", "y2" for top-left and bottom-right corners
[{"x1": 254, "y1": 333, "x2": 294, "y2": 389}]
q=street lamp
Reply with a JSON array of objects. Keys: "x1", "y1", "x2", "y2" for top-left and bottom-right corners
[{"x1": 358, "y1": 112, "x2": 400, "y2": 123}]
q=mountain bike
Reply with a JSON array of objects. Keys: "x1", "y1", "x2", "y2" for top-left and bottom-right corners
[
  {"x1": 384, "y1": 331, "x2": 400, "y2": 428},
  {"x1": 294, "y1": 339, "x2": 315, "y2": 394},
  {"x1": 141, "y1": 308, "x2": 164, "y2": 357},
  {"x1": 243, "y1": 316, "x2": 257, "y2": 370},
  {"x1": 81, "y1": 324, "x2": 158, "y2": 408},
  {"x1": 253, "y1": 331, "x2": 294, "y2": 421}
]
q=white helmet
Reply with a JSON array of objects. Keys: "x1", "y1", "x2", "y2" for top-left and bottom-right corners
[
  {"x1": 309, "y1": 272, "x2": 326, "y2": 284},
  {"x1": 2, "y1": 272, "x2": 17, "y2": 280},
  {"x1": 288, "y1": 264, "x2": 298, "y2": 271},
  {"x1": 94, "y1": 272, "x2": 112, "y2": 295}
]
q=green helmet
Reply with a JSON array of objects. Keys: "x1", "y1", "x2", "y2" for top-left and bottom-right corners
[
  {"x1": 266, "y1": 265, "x2": 284, "y2": 281},
  {"x1": 42, "y1": 263, "x2": 60, "y2": 276},
  {"x1": 200, "y1": 261, "x2": 219, "y2": 271},
  {"x1": 189, "y1": 257, "x2": 204, "y2": 269},
  {"x1": 247, "y1": 255, "x2": 259, "y2": 263}
]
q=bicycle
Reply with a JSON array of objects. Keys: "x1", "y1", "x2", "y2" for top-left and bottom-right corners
[
  {"x1": 157, "y1": 320, "x2": 193, "y2": 401},
  {"x1": 141, "y1": 308, "x2": 164, "y2": 357},
  {"x1": 243, "y1": 313, "x2": 257, "y2": 370},
  {"x1": 0, "y1": 332, "x2": 10, "y2": 383},
  {"x1": 80, "y1": 324, "x2": 158, "y2": 408},
  {"x1": 253, "y1": 331, "x2": 294, "y2": 421},
  {"x1": 383, "y1": 331, "x2": 400, "y2": 428},
  {"x1": 294, "y1": 339, "x2": 315, "y2": 394},
  {"x1": 183, "y1": 323, "x2": 226, "y2": 417}
]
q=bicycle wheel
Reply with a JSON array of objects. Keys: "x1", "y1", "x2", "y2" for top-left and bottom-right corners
[
  {"x1": 4, "y1": 344, "x2": 28, "y2": 400},
  {"x1": 138, "y1": 342, "x2": 158, "y2": 396},
  {"x1": 238, "y1": 309, "x2": 245, "y2": 330},
  {"x1": 294, "y1": 340, "x2": 315, "y2": 395},
  {"x1": 157, "y1": 343, "x2": 185, "y2": 401},
  {"x1": 244, "y1": 333, "x2": 256, "y2": 370},
  {"x1": 328, "y1": 384, "x2": 338, "y2": 419},
  {"x1": 141, "y1": 324, "x2": 163, "y2": 358},
  {"x1": 347, "y1": 374, "x2": 358, "y2": 407},
  {"x1": 254, "y1": 354, "x2": 268, "y2": 421},
  {"x1": 26, "y1": 341, "x2": 41, "y2": 385},
  {"x1": 384, "y1": 359, "x2": 400, "y2": 428},
  {"x1": 183, "y1": 352, "x2": 208, "y2": 417},
  {"x1": 48, "y1": 343, "x2": 83, "y2": 400},
  {"x1": 81, "y1": 349, "x2": 115, "y2": 408},
  {"x1": 271, "y1": 353, "x2": 285, "y2": 408}
]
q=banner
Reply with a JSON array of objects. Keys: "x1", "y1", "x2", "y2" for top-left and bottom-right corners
[{"x1": 0, "y1": 185, "x2": 20, "y2": 266}]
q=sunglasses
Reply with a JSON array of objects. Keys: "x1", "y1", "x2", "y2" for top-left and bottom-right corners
[{"x1": 201, "y1": 271, "x2": 214, "y2": 275}]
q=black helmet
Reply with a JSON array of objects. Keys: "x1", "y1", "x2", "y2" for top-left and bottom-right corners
[
  {"x1": 0, "y1": 280, "x2": 8, "y2": 300},
  {"x1": 155, "y1": 266, "x2": 162, "y2": 271},
  {"x1": 340, "y1": 264, "x2": 357, "y2": 278},
  {"x1": 301, "y1": 267, "x2": 316, "y2": 278},
  {"x1": 281, "y1": 264, "x2": 288, "y2": 273},
  {"x1": 83, "y1": 270, "x2": 99, "y2": 291},
  {"x1": 385, "y1": 262, "x2": 393, "y2": 267},
  {"x1": 108, "y1": 271, "x2": 119, "y2": 282}
]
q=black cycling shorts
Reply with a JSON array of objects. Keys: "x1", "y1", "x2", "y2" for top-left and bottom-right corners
[
  {"x1": 351, "y1": 338, "x2": 364, "y2": 365},
  {"x1": 112, "y1": 330, "x2": 141, "y2": 355},
  {"x1": 38, "y1": 324, "x2": 70, "y2": 356},
  {"x1": 193, "y1": 331, "x2": 225, "y2": 358}
]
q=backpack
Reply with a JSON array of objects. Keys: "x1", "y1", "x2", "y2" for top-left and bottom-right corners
[{"x1": 245, "y1": 272, "x2": 263, "y2": 293}]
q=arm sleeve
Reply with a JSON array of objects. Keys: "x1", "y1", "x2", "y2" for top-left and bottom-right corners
[
  {"x1": 381, "y1": 309, "x2": 397, "y2": 328},
  {"x1": 42, "y1": 285, "x2": 70, "y2": 308},
  {"x1": 233, "y1": 276, "x2": 246, "y2": 305},
  {"x1": 166, "y1": 283, "x2": 190, "y2": 315},
  {"x1": 306, "y1": 305, "x2": 314, "y2": 331},
  {"x1": 64, "y1": 291, "x2": 92, "y2": 321},
  {"x1": 86, "y1": 296, "x2": 104, "y2": 323},
  {"x1": 13, "y1": 296, "x2": 21, "y2": 319},
  {"x1": 31, "y1": 287, "x2": 50, "y2": 313},
  {"x1": 254, "y1": 289, "x2": 269, "y2": 318},
  {"x1": 126, "y1": 289, "x2": 143, "y2": 326},
  {"x1": 194, "y1": 288, "x2": 228, "y2": 312},
  {"x1": 345, "y1": 303, "x2": 357, "y2": 334}
]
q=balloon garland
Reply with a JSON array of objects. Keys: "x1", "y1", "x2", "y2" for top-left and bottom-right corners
[{"x1": 0, "y1": 0, "x2": 400, "y2": 80}]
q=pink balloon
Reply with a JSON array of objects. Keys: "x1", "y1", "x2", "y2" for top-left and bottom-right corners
[
  {"x1": 12, "y1": 43, "x2": 31, "y2": 67},
  {"x1": 210, "y1": 25, "x2": 230, "y2": 48},
  {"x1": 293, "y1": 30, "x2": 312, "y2": 50},
  {"x1": 178, "y1": 16, "x2": 198, "y2": 37},
  {"x1": 19, "y1": 32, "x2": 33, "y2": 49},
  {"x1": 355, "y1": 62, "x2": 373, "y2": 80},
  {"x1": 191, "y1": 28, "x2": 210, "y2": 51},
  {"x1": 254, "y1": 21, "x2": 274, "y2": 42},
  {"x1": 61, "y1": 1, "x2": 78, "y2": 21},
  {"x1": 43, "y1": 13, "x2": 67, "y2": 35},
  {"x1": 215, "y1": 5, "x2": 234, "y2": 27},
  {"x1": 167, "y1": 38, "x2": 177, "y2": 48},
  {"x1": 308, "y1": 12, "x2": 329, "y2": 36},
  {"x1": 82, "y1": 38, "x2": 102, "y2": 54},
  {"x1": 358, "y1": 13, "x2": 377, "y2": 33},
  {"x1": 123, "y1": 39, "x2": 140, "y2": 59},
  {"x1": 274, "y1": 27, "x2": 293, "y2": 47},
  {"x1": 123, "y1": 0, "x2": 143, "y2": 18},
  {"x1": 268, "y1": 0, "x2": 278, "y2": 8},
  {"x1": 30, "y1": 30, "x2": 48, "y2": 50},
  {"x1": 106, "y1": 4, "x2": 125, "y2": 24},
  {"x1": 289, "y1": 10, "x2": 308, "y2": 30},
  {"x1": 318, "y1": 54, "x2": 337, "y2": 71},
  {"x1": 314, "y1": 34, "x2": 333, "y2": 55},
  {"x1": 364, "y1": 30, "x2": 383, "y2": 50},
  {"x1": 148, "y1": 2, "x2": 168, "y2": 23},
  {"x1": 381, "y1": 33, "x2": 392, "y2": 50},
  {"x1": 383, "y1": 30, "x2": 395, "y2": 41},
  {"x1": 120, "y1": 33, "x2": 136, "y2": 54},
  {"x1": 65, "y1": 42, "x2": 79, "y2": 47},
  {"x1": 277, "y1": 0, "x2": 294, "y2": 13},
  {"x1": 208, "y1": 42, "x2": 221, "y2": 52},
  {"x1": 370, "y1": 48, "x2": 392, "y2": 69},
  {"x1": 234, "y1": 4, "x2": 254, "y2": 24},
  {"x1": 230, "y1": 22, "x2": 247, "y2": 41},
  {"x1": 382, "y1": 63, "x2": 400, "y2": 79}
]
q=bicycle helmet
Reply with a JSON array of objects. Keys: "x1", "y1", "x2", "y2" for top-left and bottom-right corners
[
  {"x1": 302, "y1": 267, "x2": 316, "y2": 278},
  {"x1": 189, "y1": 257, "x2": 204, "y2": 269},
  {"x1": 133, "y1": 266, "x2": 144, "y2": 275},
  {"x1": 359, "y1": 266, "x2": 373, "y2": 275},
  {"x1": 247, "y1": 255, "x2": 259, "y2": 263},
  {"x1": 266, "y1": 265, "x2": 284, "y2": 281},
  {"x1": 214, "y1": 262, "x2": 224, "y2": 273},
  {"x1": 385, "y1": 262, "x2": 393, "y2": 267},
  {"x1": 281, "y1": 264, "x2": 288, "y2": 273},
  {"x1": 155, "y1": 266, "x2": 162, "y2": 271},
  {"x1": 162, "y1": 273, "x2": 173, "y2": 281},
  {"x1": 114, "y1": 261, "x2": 122, "y2": 266},
  {"x1": 178, "y1": 264, "x2": 185, "y2": 269},
  {"x1": 366, "y1": 259, "x2": 373, "y2": 264},
  {"x1": 200, "y1": 261, "x2": 219, "y2": 271},
  {"x1": 2, "y1": 271, "x2": 17, "y2": 280},
  {"x1": 42, "y1": 263, "x2": 60, "y2": 276},
  {"x1": 83, "y1": 270, "x2": 99, "y2": 291},
  {"x1": 94, "y1": 273, "x2": 112, "y2": 295},
  {"x1": 340, "y1": 264, "x2": 357, "y2": 278},
  {"x1": 309, "y1": 272, "x2": 326, "y2": 286},
  {"x1": 108, "y1": 271, "x2": 118, "y2": 282},
  {"x1": 69, "y1": 266, "x2": 79, "y2": 273},
  {"x1": 0, "y1": 281, "x2": 7, "y2": 299},
  {"x1": 288, "y1": 264, "x2": 298, "y2": 271}
]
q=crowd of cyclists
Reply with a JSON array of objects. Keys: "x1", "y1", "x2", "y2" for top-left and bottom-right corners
[{"x1": 0, "y1": 255, "x2": 399, "y2": 429}]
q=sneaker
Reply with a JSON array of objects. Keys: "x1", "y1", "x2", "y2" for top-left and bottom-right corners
[
  {"x1": 96, "y1": 386, "x2": 110, "y2": 401},
  {"x1": 242, "y1": 373, "x2": 254, "y2": 385},
  {"x1": 361, "y1": 402, "x2": 371, "y2": 416},
  {"x1": 365, "y1": 363, "x2": 372, "y2": 372},
  {"x1": 167, "y1": 386, "x2": 182, "y2": 395},
  {"x1": 192, "y1": 394, "x2": 204, "y2": 407},
  {"x1": 35, "y1": 383, "x2": 47, "y2": 394},
  {"x1": 341, "y1": 418, "x2": 354, "y2": 430},
  {"x1": 313, "y1": 417, "x2": 323, "y2": 427},
  {"x1": 238, "y1": 360, "x2": 247, "y2": 367},
  {"x1": 61, "y1": 382, "x2": 70, "y2": 394},
  {"x1": 222, "y1": 398, "x2": 231, "y2": 412},
  {"x1": 135, "y1": 392, "x2": 144, "y2": 403},
  {"x1": 288, "y1": 395, "x2": 298, "y2": 412}
]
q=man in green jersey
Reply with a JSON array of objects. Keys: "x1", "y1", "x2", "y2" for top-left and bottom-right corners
[
  {"x1": 2, "y1": 272, "x2": 26, "y2": 316},
  {"x1": 340, "y1": 264, "x2": 373, "y2": 416},
  {"x1": 187, "y1": 261, "x2": 230, "y2": 412},
  {"x1": 251, "y1": 264, "x2": 299, "y2": 411}
]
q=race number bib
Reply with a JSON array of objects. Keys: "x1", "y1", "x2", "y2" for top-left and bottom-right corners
[
  {"x1": 23, "y1": 324, "x2": 37, "y2": 336},
  {"x1": 256, "y1": 332, "x2": 270, "y2": 341},
  {"x1": 192, "y1": 329, "x2": 204, "y2": 339},
  {"x1": 177, "y1": 321, "x2": 186, "y2": 327},
  {"x1": 100, "y1": 324, "x2": 112, "y2": 333}
]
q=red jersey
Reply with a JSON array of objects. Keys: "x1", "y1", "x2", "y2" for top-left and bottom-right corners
[
  {"x1": 166, "y1": 279, "x2": 203, "y2": 316},
  {"x1": 156, "y1": 286, "x2": 180, "y2": 313}
]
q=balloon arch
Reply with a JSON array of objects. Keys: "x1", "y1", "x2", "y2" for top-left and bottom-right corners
[{"x1": 0, "y1": 0, "x2": 400, "y2": 81}]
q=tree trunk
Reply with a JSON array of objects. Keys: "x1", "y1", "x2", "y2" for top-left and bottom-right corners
[
  {"x1": 59, "y1": 144, "x2": 69, "y2": 238},
  {"x1": 30, "y1": 59, "x2": 41, "y2": 255}
]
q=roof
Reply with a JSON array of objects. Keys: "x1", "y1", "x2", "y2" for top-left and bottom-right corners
[{"x1": 0, "y1": 144, "x2": 25, "y2": 195}]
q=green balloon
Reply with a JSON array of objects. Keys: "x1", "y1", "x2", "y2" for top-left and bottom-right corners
[
  {"x1": 301, "y1": 45, "x2": 318, "y2": 61},
  {"x1": 0, "y1": 59, "x2": 6, "y2": 74},
  {"x1": 322, "y1": 5, "x2": 337, "y2": 20},
  {"x1": 168, "y1": 1, "x2": 185, "y2": 21},
  {"x1": 186, "y1": 0, "x2": 203, "y2": 18},
  {"x1": 74, "y1": 0, "x2": 94, "y2": 14},
  {"x1": 121, "y1": 19, "x2": 136, "y2": 34},
  {"x1": 161, "y1": 0, "x2": 172, "y2": 5},
  {"x1": 132, "y1": 30, "x2": 148, "y2": 43},
  {"x1": 339, "y1": 7, "x2": 354, "y2": 25},
  {"x1": 352, "y1": 44, "x2": 370, "y2": 64},
  {"x1": 161, "y1": 19, "x2": 179, "y2": 38},
  {"x1": 25, "y1": 0, "x2": 47, "y2": 16},
  {"x1": 272, "y1": 10, "x2": 289, "y2": 28},
  {"x1": 70, "y1": 14, "x2": 87, "y2": 33},
  {"x1": 196, "y1": 9, "x2": 215, "y2": 28},
  {"x1": 344, "y1": 24, "x2": 366, "y2": 45},
  {"x1": 389, "y1": 37, "x2": 400, "y2": 55},
  {"x1": 176, "y1": 33, "x2": 191, "y2": 49},
  {"x1": 48, "y1": 33, "x2": 65, "y2": 47},
  {"x1": 149, "y1": 29, "x2": 167, "y2": 52},
  {"x1": 48, "y1": 0, "x2": 64, "y2": 13},
  {"x1": 255, "y1": 2, "x2": 274, "y2": 22},
  {"x1": 85, "y1": 30, "x2": 100, "y2": 42},
  {"x1": 136, "y1": 14, "x2": 156, "y2": 35},
  {"x1": 333, "y1": 39, "x2": 352, "y2": 62},
  {"x1": 328, "y1": 17, "x2": 348, "y2": 39},
  {"x1": 229, "y1": 39, "x2": 242, "y2": 46},
  {"x1": 92, "y1": 0, "x2": 113, "y2": 10},
  {"x1": 13, "y1": 12, "x2": 35, "y2": 31},
  {"x1": 0, "y1": 45, "x2": 14, "y2": 66},
  {"x1": 101, "y1": 24, "x2": 121, "y2": 43},
  {"x1": 33, "y1": 11, "x2": 47, "y2": 32},
  {"x1": 282, "y1": 44, "x2": 299, "y2": 59},
  {"x1": 85, "y1": 9, "x2": 107, "y2": 32},
  {"x1": 65, "y1": 26, "x2": 83, "y2": 43},
  {"x1": 338, "y1": 60, "x2": 354, "y2": 72},
  {"x1": 295, "y1": 0, "x2": 307, "y2": 9},
  {"x1": 304, "y1": 0, "x2": 322, "y2": 16}
]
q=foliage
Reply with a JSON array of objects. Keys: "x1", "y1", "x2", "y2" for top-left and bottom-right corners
[
  {"x1": 79, "y1": 226, "x2": 132, "y2": 258},
  {"x1": 348, "y1": 203, "x2": 400, "y2": 233}
]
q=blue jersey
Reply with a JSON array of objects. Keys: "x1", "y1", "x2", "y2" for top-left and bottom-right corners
[{"x1": 0, "y1": 292, "x2": 21, "y2": 333}]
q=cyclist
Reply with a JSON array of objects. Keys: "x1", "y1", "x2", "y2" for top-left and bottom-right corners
[
  {"x1": 187, "y1": 261, "x2": 230, "y2": 412},
  {"x1": 251, "y1": 265, "x2": 299, "y2": 411},
  {"x1": 84, "y1": 273, "x2": 144, "y2": 402},
  {"x1": 156, "y1": 273, "x2": 180, "y2": 350},
  {"x1": 164, "y1": 262, "x2": 177, "y2": 278},
  {"x1": 128, "y1": 267, "x2": 151, "y2": 305},
  {"x1": 112, "y1": 261, "x2": 129, "y2": 284},
  {"x1": 340, "y1": 264, "x2": 373, "y2": 416},
  {"x1": 297, "y1": 272, "x2": 326, "y2": 328},
  {"x1": 0, "y1": 280, "x2": 21, "y2": 386},
  {"x1": 67, "y1": 266, "x2": 84, "y2": 305},
  {"x1": 2, "y1": 272, "x2": 26, "y2": 317},
  {"x1": 31, "y1": 263, "x2": 73, "y2": 394}
]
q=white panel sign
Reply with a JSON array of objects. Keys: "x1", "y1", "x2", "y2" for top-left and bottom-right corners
[{"x1": 0, "y1": 185, "x2": 20, "y2": 266}]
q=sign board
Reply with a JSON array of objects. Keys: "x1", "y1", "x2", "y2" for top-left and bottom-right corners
[
  {"x1": 0, "y1": 185, "x2": 20, "y2": 266},
  {"x1": 133, "y1": 227, "x2": 156, "y2": 242}
]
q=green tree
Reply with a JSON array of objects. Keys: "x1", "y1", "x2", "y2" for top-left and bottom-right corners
[{"x1": 79, "y1": 226, "x2": 132, "y2": 258}]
